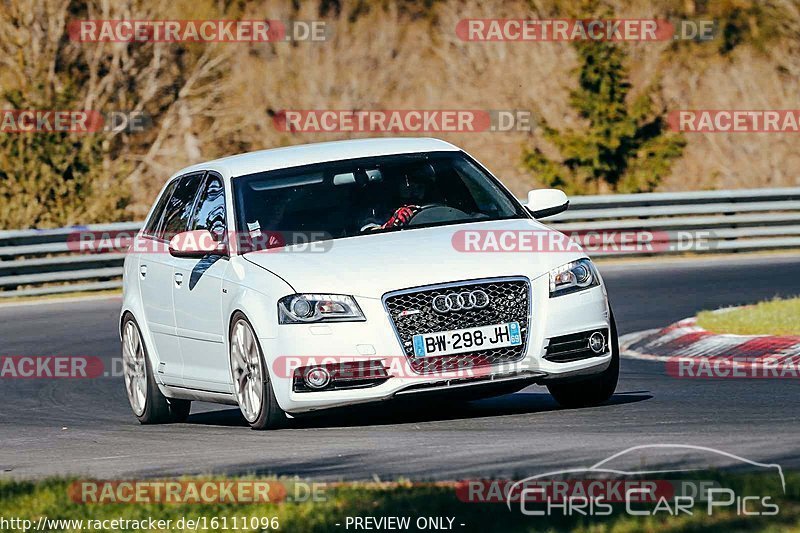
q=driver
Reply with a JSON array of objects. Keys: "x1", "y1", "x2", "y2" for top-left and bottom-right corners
[
  {"x1": 381, "y1": 204, "x2": 421, "y2": 228},
  {"x1": 363, "y1": 164, "x2": 436, "y2": 231}
]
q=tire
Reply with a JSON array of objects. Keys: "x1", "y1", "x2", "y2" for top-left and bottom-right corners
[
  {"x1": 229, "y1": 313, "x2": 287, "y2": 430},
  {"x1": 547, "y1": 308, "x2": 620, "y2": 409},
  {"x1": 122, "y1": 315, "x2": 191, "y2": 424}
]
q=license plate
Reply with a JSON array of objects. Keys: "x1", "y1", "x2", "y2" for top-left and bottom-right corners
[{"x1": 412, "y1": 322, "x2": 521, "y2": 358}]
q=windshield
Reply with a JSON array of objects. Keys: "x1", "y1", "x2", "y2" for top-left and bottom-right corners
[{"x1": 232, "y1": 151, "x2": 526, "y2": 250}]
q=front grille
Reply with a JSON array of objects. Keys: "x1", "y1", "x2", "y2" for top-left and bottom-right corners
[
  {"x1": 383, "y1": 278, "x2": 531, "y2": 374},
  {"x1": 544, "y1": 329, "x2": 608, "y2": 363}
]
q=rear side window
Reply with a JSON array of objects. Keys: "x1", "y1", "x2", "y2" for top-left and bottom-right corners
[
  {"x1": 190, "y1": 175, "x2": 226, "y2": 242},
  {"x1": 161, "y1": 173, "x2": 204, "y2": 239},
  {"x1": 142, "y1": 180, "x2": 178, "y2": 238}
]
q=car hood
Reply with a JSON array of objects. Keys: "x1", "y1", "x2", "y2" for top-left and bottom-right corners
[{"x1": 243, "y1": 218, "x2": 586, "y2": 298}]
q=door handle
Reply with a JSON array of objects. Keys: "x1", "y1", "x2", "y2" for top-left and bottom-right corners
[
  {"x1": 139, "y1": 265, "x2": 147, "y2": 279},
  {"x1": 174, "y1": 272, "x2": 183, "y2": 287}
]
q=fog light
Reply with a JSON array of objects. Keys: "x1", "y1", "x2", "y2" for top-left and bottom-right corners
[
  {"x1": 304, "y1": 367, "x2": 331, "y2": 389},
  {"x1": 588, "y1": 331, "x2": 606, "y2": 354}
]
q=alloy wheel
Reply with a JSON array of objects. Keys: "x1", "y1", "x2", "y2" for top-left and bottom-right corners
[
  {"x1": 122, "y1": 321, "x2": 147, "y2": 417},
  {"x1": 230, "y1": 320, "x2": 264, "y2": 423}
]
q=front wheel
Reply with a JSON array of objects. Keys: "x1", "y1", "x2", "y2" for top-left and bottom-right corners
[
  {"x1": 547, "y1": 309, "x2": 619, "y2": 409},
  {"x1": 229, "y1": 314, "x2": 287, "y2": 430}
]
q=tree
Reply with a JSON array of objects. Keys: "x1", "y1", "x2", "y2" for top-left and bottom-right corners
[
  {"x1": 523, "y1": 39, "x2": 686, "y2": 195},
  {"x1": 0, "y1": 0, "x2": 234, "y2": 229}
]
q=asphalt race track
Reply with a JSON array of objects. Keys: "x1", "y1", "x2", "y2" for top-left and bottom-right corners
[{"x1": 1, "y1": 254, "x2": 799, "y2": 480}]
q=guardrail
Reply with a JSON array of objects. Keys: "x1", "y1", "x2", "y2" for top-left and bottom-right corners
[{"x1": 1, "y1": 188, "x2": 799, "y2": 298}]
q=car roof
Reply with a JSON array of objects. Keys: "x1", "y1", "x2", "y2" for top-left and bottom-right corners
[{"x1": 171, "y1": 137, "x2": 461, "y2": 180}]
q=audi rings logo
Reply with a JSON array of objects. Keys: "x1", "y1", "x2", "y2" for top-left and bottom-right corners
[{"x1": 431, "y1": 290, "x2": 490, "y2": 313}]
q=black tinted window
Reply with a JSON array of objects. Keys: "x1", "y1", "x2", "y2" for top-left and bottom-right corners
[
  {"x1": 161, "y1": 174, "x2": 203, "y2": 239},
  {"x1": 143, "y1": 180, "x2": 178, "y2": 237},
  {"x1": 190, "y1": 176, "x2": 226, "y2": 241}
]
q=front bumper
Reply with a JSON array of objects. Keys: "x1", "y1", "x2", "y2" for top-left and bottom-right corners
[{"x1": 261, "y1": 273, "x2": 611, "y2": 414}]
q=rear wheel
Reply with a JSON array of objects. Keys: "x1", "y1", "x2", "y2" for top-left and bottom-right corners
[
  {"x1": 547, "y1": 309, "x2": 619, "y2": 409},
  {"x1": 229, "y1": 314, "x2": 287, "y2": 430},
  {"x1": 122, "y1": 315, "x2": 191, "y2": 424}
]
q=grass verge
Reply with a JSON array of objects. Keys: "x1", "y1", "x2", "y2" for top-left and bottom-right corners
[
  {"x1": 696, "y1": 297, "x2": 800, "y2": 336},
  {"x1": 0, "y1": 471, "x2": 797, "y2": 532}
]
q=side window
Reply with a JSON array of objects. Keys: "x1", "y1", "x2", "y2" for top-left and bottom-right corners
[
  {"x1": 161, "y1": 174, "x2": 203, "y2": 240},
  {"x1": 143, "y1": 180, "x2": 178, "y2": 237},
  {"x1": 190, "y1": 176, "x2": 227, "y2": 242}
]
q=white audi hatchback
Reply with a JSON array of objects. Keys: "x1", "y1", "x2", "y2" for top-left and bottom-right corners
[{"x1": 121, "y1": 138, "x2": 618, "y2": 429}]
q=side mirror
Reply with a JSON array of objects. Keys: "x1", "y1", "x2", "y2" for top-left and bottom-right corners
[
  {"x1": 169, "y1": 230, "x2": 227, "y2": 258},
  {"x1": 525, "y1": 189, "x2": 569, "y2": 219}
]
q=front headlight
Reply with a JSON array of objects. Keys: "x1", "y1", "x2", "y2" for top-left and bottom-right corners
[
  {"x1": 549, "y1": 259, "x2": 599, "y2": 297},
  {"x1": 278, "y1": 294, "x2": 365, "y2": 324}
]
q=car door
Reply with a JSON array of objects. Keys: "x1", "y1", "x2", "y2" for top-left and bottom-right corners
[
  {"x1": 139, "y1": 172, "x2": 205, "y2": 386},
  {"x1": 172, "y1": 172, "x2": 231, "y2": 392}
]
